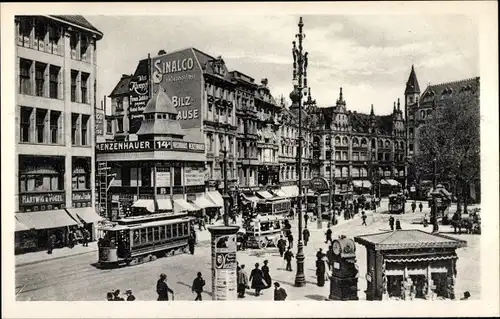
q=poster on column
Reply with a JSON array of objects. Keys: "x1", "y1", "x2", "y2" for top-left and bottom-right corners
[{"x1": 211, "y1": 233, "x2": 237, "y2": 300}]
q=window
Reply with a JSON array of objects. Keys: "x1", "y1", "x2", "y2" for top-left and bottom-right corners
[
  {"x1": 409, "y1": 96, "x2": 414, "y2": 103},
  {"x1": 384, "y1": 153, "x2": 390, "y2": 161},
  {"x1": 20, "y1": 106, "x2": 32, "y2": 142},
  {"x1": 335, "y1": 151, "x2": 341, "y2": 161},
  {"x1": 342, "y1": 137, "x2": 348, "y2": 145},
  {"x1": 166, "y1": 225, "x2": 172, "y2": 238},
  {"x1": 106, "y1": 119, "x2": 112, "y2": 134},
  {"x1": 342, "y1": 151, "x2": 348, "y2": 161},
  {"x1": 352, "y1": 138, "x2": 359, "y2": 147},
  {"x1": 80, "y1": 35, "x2": 89, "y2": 61},
  {"x1": 71, "y1": 113, "x2": 79, "y2": 145},
  {"x1": 36, "y1": 109, "x2": 47, "y2": 143},
  {"x1": 160, "y1": 226, "x2": 166, "y2": 240},
  {"x1": 147, "y1": 227, "x2": 153, "y2": 242},
  {"x1": 49, "y1": 66, "x2": 60, "y2": 99},
  {"x1": 81, "y1": 115, "x2": 89, "y2": 145},
  {"x1": 142, "y1": 166, "x2": 152, "y2": 187},
  {"x1": 121, "y1": 166, "x2": 131, "y2": 186},
  {"x1": 35, "y1": 63, "x2": 46, "y2": 97},
  {"x1": 34, "y1": 19, "x2": 46, "y2": 45},
  {"x1": 71, "y1": 70, "x2": 78, "y2": 102},
  {"x1": 81, "y1": 73, "x2": 89, "y2": 104},
  {"x1": 19, "y1": 19, "x2": 33, "y2": 47},
  {"x1": 378, "y1": 153, "x2": 383, "y2": 161},
  {"x1": 140, "y1": 229, "x2": 147, "y2": 243},
  {"x1": 116, "y1": 117, "x2": 124, "y2": 133},
  {"x1": 48, "y1": 24, "x2": 61, "y2": 54},
  {"x1": 420, "y1": 110, "x2": 425, "y2": 119},
  {"x1": 360, "y1": 152, "x2": 367, "y2": 161},
  {"x1": 50, "y1": 111, "x2": 60, "y2": 144},
  {"x1": 352, "y1": 152, "x2": 359, "y2": 161},
  {"x1": 172, "y1": 224, "x2": 178, "y2": 237},
  {"x1": 409, "y1": 143, "x2": 414, "y2": 152},
  {"x1": 173, "y1": 167, "x2": 182, "y2": 186},
  {"x1": 153, "y1": 227, "x2": 159, "y2": 241},
  {"x1": 70, "y1": 33, "x2": 78, "y2": 57},
  {"x1": 19, "y1": 59, "x2": 32, "y2": 95},
  {"x1": 335, "y1": 136, "x2": 341, "y2": 146}
]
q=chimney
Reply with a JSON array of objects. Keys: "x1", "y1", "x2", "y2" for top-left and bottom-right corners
[{"x1": 158, "y1": 49, "x2": 167, "y2": 55}]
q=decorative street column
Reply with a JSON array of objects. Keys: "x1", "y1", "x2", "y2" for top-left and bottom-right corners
[{"x1": 208, "y1": 226, "x2": 239, "y2": 300}]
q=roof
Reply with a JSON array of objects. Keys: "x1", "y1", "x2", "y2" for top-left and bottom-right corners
[
  {"x1": 143, "y1": 89, "x2": 177, "y2": 115},
  {"x1": 420, "y1": 77, "x2": 480, "y2": 108},
  {"x1": 49, "y1": 15, "x2": 103, "y2": 39},
  {"x1": 405, "y1": 65, "x2": 421, "y2": 95},
  {"x1": 192, "y1": 48, "x2": 234, "y2": 83},
  {"x1": 136, "y1": 90, "x2": 185, "y2": 137},
  {"x1": 109, "y1": 75, "x2": 133, "y2": 97},
  {"x1": 354, "y1": 229, "x2": 467, "y2": 251}
]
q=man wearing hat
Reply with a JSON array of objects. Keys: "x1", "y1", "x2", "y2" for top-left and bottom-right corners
[
  {"x1": 273, "y1": 282, "x2": 287, "y2": 301},
  {"x1": 156, "y1": 273, "x2": 174, "y2": 301},
  {"x1": 113, "y1": 289, "x2": 124, "y2": 301},
  {"x1": 125, "y1": 289, "x2": 135, "y2": 301}
]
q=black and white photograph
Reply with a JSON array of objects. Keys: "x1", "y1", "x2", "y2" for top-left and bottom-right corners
[{"x1": 1, "y1": 2, "x2": 498, "y2": 318}]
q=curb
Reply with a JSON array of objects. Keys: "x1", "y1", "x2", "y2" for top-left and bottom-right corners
[{"x1": 16, "y1": 249, "x2": 97, "y2": 267}]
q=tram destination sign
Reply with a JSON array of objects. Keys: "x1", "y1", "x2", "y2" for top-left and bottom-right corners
[{"x1": 96, "y1": 140, "x2": 205, "y2": 153}]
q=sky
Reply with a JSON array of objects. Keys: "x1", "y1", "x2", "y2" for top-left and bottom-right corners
[{"x1": 87, "y1": 14, "x2": 478, "y2": 115}]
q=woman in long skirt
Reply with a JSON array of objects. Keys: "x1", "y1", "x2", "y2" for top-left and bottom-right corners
[
  {"x1": 262, "y1": 260, "x2": 272, "y2": 289},
  {"x1": 249, "y1": 263, "x2": 266, "y2": 296},
  {"x1": 316, "y1": 257, "x2": 326, "y2": 287}
]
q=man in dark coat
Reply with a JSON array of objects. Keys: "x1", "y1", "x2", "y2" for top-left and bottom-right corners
[
  {"x1": 302, "y1": 226, "x2": 310, "y2": 246},
  {"x1": 113, "y1": 289, "x2": 124, "y2": 301},
  {"x1": 395, "y1": 219, "x2": 402, "y2": 230},
  {"x1": 361, "y1": 211, "x2": 367, "y2": 226},
  {"x1": 156, "y1": 273, "x2": 174, "y2": 301},
  {"x1": 188, "y1": 235, "x2": 195, "y2": 255},
  {"x1": 419, "y1": 202, "x2": 423, "y2": 213},
  {"x1": 284, "y1": 248, "x2": 294, "y2": 271},
  {"x1": 304, "y1": 213, "x2": 309, "y2": 227},
  {"x1": 316, "y1": 248, "x2": 325, "y2": 260},
  {"x1": 249, "y1": 263, "x2": 265, "y2": 296},
  {"x1": 192, "y1": 272, "x2": 205, "y2": 301},
  {"x1": 237, "y1": 264, "x2": 249, "y2": 298},
  {"x1": 125, "y1": 289, "x2": 136, "y2": 301},
  {"x1": 389, "y1": 216, "x2": 395, "y2": 231},
  {"x1": 68, "y1": 230, "x2": 75, "y2": 248},
  {"x1": 411, "y1": 202, "x2": 416, "y2": 213},
  {"x1": 316, "y1": 255, "x2": 326, "y2": 287},
  {"x1": 273, "y1": 282, "x2": 287, "y2": 301},
  {"x1": 325, "y1": 227, "x2": 333, "y2": 244},
  {"x1": 47, "y1": 233, "x2": 56, "y2": 254},
  {"x1": 287, "y1": 232, "x2": 294, "y2": 249},
  {"x1": 82, "y1": 228, "x2": 89, "y2": 247},
  {"x1": 277, "y1": 235, "x2": 287, "y2": 257}
]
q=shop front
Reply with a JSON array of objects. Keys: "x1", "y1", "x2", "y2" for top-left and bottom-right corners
[
  {"x1": 355, "y1": 229, "x2": 467, "y2": 301},
  {"x1": 65, "y1": 207, "x2": 104, "y2": 241}
]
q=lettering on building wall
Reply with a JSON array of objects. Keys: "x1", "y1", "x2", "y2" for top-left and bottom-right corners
[
  {"x1": 96, "y1": 140, "x2": 205, "y2": 153},
  {"x1": 153, "y1": 58, "x2": 195, "y2": 84},
  {"x1": 21, "y1": 192, "x2": 65, "y2": 205},
  {"x1": 72, "y1": 191, "x2": 92, "y2": 202}
]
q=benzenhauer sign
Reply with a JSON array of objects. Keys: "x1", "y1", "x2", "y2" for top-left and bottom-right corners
[{"x1": 96, "y1": 140, "x2": 205, "y2": 153}]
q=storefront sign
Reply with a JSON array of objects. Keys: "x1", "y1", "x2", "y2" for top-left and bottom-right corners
[
  {"x1": 184, "y1": 167, "x2": 205, "y2": 186},
  {"x1": 151, "y1": 49, "x2": 203, "y2": 130},
  {"x1": 209, "y1": 226, "x2": 239, "y2": 300},
  {"x1": 96, "y1": 140, "x2": 205, "y2": 153},
  {"x1": 95, "y1": 108, "x2": 105, "y2": 136},
  {"x1": 72, "y1": 190, "x2": 92, "y2": 202},
  {"x1": 156, "y1": 170, "x2": 171, "y2": 187},
  {"x1": 21, "y1": 192, "x2": 65, "y2": 205},
  {"x1": 309, "y1": 177, "x2": 330, "y2": 192}
]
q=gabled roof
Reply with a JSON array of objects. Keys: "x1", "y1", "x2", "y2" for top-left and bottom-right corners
[
  {"x1": 420, "y1": 77, "x2": 480, "y2": 108},
  {"x1": 49, "y1": 15, "x2": 103, "y2": 39},
  {"x1": 405, "y1": 65, "x2": 421, "y2": 95},
  {"x1": 355, "y1": 229, "x2": 467, "y2": 251},
  {"x1": 143, "y1": 89, "x2": 177, "y2": 115},
  {"x1": 193, "y1": 48, "x2": 233, "y2": 83},
  {"x1": 109, "y1": 75, "x2": 133, "y2": 97}
]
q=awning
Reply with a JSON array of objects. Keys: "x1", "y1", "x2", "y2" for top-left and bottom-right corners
[
  {"x1": 352, "y1": 180, "x2": 366, "y2": 188},
  {"x1": 281, "y1": 186, "x2": 299, "y2": 197},
  {"x1": 16, "y1": 210, "x2": 78, "y2": 230},
  {"x1": 362, "y1": 180, "x2": 372, "y2": 188},
  {"x1": 256, "y1": 191, "x2": 274, "y2": 199},
  {"x1": 65, "y1": 207, "x2": 104, "y2": 224},
  {"x1": 192, "y1": 194, "x2": 218, "y2": 209},
  {"x1": 15, "y1": 217, "x2": 31, "y2": 231},
  {"x1": 157, "y1": 199, "x2": 172, "y2": 211},
  {"x1": 386, "y1": 179, "x2": 401, "y2": 187},
  {"x1": 242, "y1": 193, "x2": 260, "y2": 203},
  {"x1": 385, "y1": 255, "x2": 457, "y2": 263},
  {"x1": 271, "y1": 189, "x2": 289, "y2": 198},
  {"x1": 174, "y1": 199, "x2": 200, "y2": 213},
  {"x1": 206, "y1": 191, "x2": 224, "y2": 207},
  {"x1": 132, "y1": 199, "x2": 155, "y2": 212},
  {"x1": 380, "y1": 179, "x2": 390, "y2": 185}
]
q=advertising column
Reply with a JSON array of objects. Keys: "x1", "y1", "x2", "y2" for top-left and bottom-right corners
[{"x1": 208, "y1": 226, "x2": 239, "y2": 300}]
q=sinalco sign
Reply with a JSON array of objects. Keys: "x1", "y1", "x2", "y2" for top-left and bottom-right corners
[{"x1": 308, "y1": 177, "x2": 330, "y2": 193}]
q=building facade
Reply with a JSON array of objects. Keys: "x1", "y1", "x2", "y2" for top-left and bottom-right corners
[{"x1": 14, "y1": 15, "x2": 103, "y2": 252}]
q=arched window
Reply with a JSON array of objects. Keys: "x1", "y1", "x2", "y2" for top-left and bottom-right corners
[
  {"x1": 420, "y1": 110, "x2": 426, "y2": 118},
  {"x1": 385, "y1": 140, "x2": 391, "y2": 148},
  {"x1": 341, "y1": 167, "x2": 349, "y2": 177},
  {"x1": 361, "y1": 138, "x2": 367, "y2": 147},
  {"x1": 360, "y1": 167, "x2": 367, "y2": 177},
  {"x1": 371, "y1": 139, "x2": 376, "y2": 149},
  {"x1": 352, "y1": 137, "x2": 359, "y2": 147},
  {"x1": 335, "y1": 168, "x2": 341, "y2": 177},
  {"x1": 399, "y1": 170, "x2": 405, "y2": 177},
  {"x1": 335, "y1": 136, "x2": 341, "y2": 146},
  {"x1": 342, "y1": 137, "x2": 348, "y2": 146},
  {"x1": 378, "y1": 140, "x2": 383, "y2": 148},
  {"x1": 400, "y1": 141, "x2": 405, "y2": 149},
  {"x1": 351, "y1": 167, "x2": 360, "y2": 177}
]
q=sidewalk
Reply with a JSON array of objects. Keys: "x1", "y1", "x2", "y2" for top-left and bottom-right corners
[{"x1": 16, "y1": 241, "x2": 98, "y2": 267}]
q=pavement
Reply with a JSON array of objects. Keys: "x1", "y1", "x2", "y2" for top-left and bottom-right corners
[{"x1": 15, "y1": 199, "x2": 480, "y2": 301}]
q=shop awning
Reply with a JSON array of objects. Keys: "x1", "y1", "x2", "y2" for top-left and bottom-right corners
[
  {"x1": 271, "y1": 189, "x2": 289, "y2": 198},
  {"x1": 380, "y1": 179, "x2": 390, "y2": 185},
  {"x1": 192, "y1": 194, "x2": 218, "y2": 209},
  {"x1": 157, "y1": 199, "x2": 172, "y2": 211},
  {"x1": 15, "y1": 210, "x2": 78, "y2": 230},
  {"x1": 256, "y1": 191, "x2": 274, "y2": 199},
  {"x1": 242, "y1": 193, "x2": 260, "y2": 203},
  {"x1": 15, "y1": 217, "x2": 32, "y2": 231},
  {"x1": 132, "y1": 199, "x2": 155, "y2": 213},
  {"x1": 385, "y1": 255, "x2": 458, "y2": 263},
  {"x1": 281, "y1": 185, "x2": 299, "y2": 197},
  {"x1": 206, "y1": 191, "x2": 224, "y2": 207},
  {"x1": 174, "y1": 199, "x2": 199, "y2": 213},
  {"x1": 353, "y1": 180, "x2": 371, "y2": 188},
  {"x1": 65, "y1": 207, "x2": 104, "y2": 224},
  {"x1": 386, "y1": 179, "x2": 401, "y2": 187}
]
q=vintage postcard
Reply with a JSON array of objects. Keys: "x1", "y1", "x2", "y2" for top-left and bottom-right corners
[{"x1": 1, "y1": 1, "x2": 498, "y2": 318}]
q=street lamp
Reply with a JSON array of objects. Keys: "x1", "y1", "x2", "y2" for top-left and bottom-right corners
[
  {"x1": 222, "y1": 146, "x2": 230, "y2": 227},
  {"x1": 290, "y1": 16, "x2": 309, "y2": 288},
  {"x1": 328, "y1": 132, "x2": 336, "y2": 226},
  {"x1": 431, "y1": 157, "x2": 439, "y2": 233}
]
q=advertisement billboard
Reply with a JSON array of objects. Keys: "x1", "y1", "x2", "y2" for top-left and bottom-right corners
[
  {"x1": 151, "y1": 49, "x2": 203, "y2": 130},
  {"x1": 129, "y1": 59, "x2": 150, "y2": 113},
  {"x1": 209, "y1": 227, "x2": 239, "y2": 300},
  {"x1": 95, "y1": 108, "x2": 105, "y2": 136}
]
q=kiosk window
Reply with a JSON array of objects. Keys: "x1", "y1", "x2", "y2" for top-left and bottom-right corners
[{"x1": 166, "y1": 225, "x2": 172, "y2": 238}]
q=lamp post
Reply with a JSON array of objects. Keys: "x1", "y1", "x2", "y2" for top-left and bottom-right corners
[
  {"x1": 290, "y1": 16, "x2": 309, "y2": 288},
  {"x1": 431, "y1": 157, "x2": 439, "y2": 233},
  {"x1": 222, "y1": 146, "x2": 230, "y2": 227},
  {"x1": 328, "y1": 132, "x2": 336, "y2": 225}
]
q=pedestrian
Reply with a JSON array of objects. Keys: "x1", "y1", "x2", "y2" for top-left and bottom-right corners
[
  {"x1": 125, "y1": 289, "x2": 136, "y2": 301},
  {"x1": 249, "y1": 263, "x2": 265, "y2": 296},
  {"x1": 411, "y1": 202, "x2": 416, "y2": 213},
  {"x1": 192, "y1": 272, "x2": 205, "y2": 301},
  {"x1": 325, "y1": 227, "x2": 332, "y2": 244},
  {"x1": 277, "y1": 235, "x2": 287, "y2": 257},
  {"x1": 304, "y1": 213, "x2": 309, "y2": 227},
  {"x1": 316, "y1": 248, "x2": 325, "y2": 260},
  {"x1": 237, "y1": 264, "x2": 249, "y2": 298},
  {"x1": 47, "y1": 233, "x2": 56, "y2": 254},
  {"x1": 419, "y1": 202, "x2": 423, "y2": 213},
  {"x1": 273, "y1": 282, "x2": 288, "y2": 301},
  {"x1": 389, "y1": 216, "x2": 395, "y2": 231},
  {"x1": 113, "y1": 289, "x2": 124, "y2": 301},
  {"x1": 284, "y1": 248, "x2": 294, "y2": 271},
  {"x1": 82, "y1": 228, "x2": 89, "y2": 247},
  {"x1": 287, "y1": 232, "x2": 294, "y2": 249},
  {"x1": 262, "y1": 260, "x2": 272, "y2": 289},
  {"x1": 396, "y1": 219, "x2": 402, "y2": 230},
  {"x1": 188, "y1": 235, "x2": 195, "y2": 255},
  {"x1": 302, "y1": 226, "x2": 310, "y2": 246},
  {"x1": 361, "y1": 211, "x2": 367, "y2": 226},
  {"x1": 460, "y1": 291, "x2": 471, "y2": 300},
  {"x1": 106, "y1": 292, "x2": 114, "y2": 301},
  {"x1": 423, "y1": 214, "x2": 428, "y2": 227},
  {"x1": 68, "y1": 230, "x2": 75, "y2": 249},
  {"x1": 156, "y1": 273, "x2": 174, "y2": 301},
  {"x1": 241, "y1": 232, "x2": 248, "y2": 251},
  {"x1": 316, "y1": 255, "x2": 326, "y2": 287}
]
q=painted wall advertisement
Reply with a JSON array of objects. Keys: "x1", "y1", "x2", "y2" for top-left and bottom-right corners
[
  {"x1": 151, "y1": 49, "x2": 203, "y2": 131},
  {"x1": 184, "y1": 167, "x2": 205, "y2": 186},
  {"x1": 129, "y1": 59, "x2": 150, "y2": 113},
  {"x1": 211, "y1": 231, "x2": 238, "y2": 300},
  {"x1": 95, "y1": 108, "x2": 105, "y2": 136}
]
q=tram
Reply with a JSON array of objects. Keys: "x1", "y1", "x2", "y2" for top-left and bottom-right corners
[
  {"x1": 97, "y1": 212, "x2": 195, "y2": 268},
  {"x1": 388, "y1": 194, "x2": 406, "y2": 214},
  {"x1": 256, "y1": 198, "x2": 291, "y2": 216},
  {"x1": 238, "y1": 215, "x2": 286, "y2": 249}
]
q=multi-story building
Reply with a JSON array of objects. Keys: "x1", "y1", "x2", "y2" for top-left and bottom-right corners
[{"x1": 14, "y1": 15, "x2": 103, "y2": 253}]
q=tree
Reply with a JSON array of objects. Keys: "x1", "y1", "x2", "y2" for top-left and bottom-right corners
[{"x1": 413, "y1": 87, "x2": 480, "y2": 213}]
